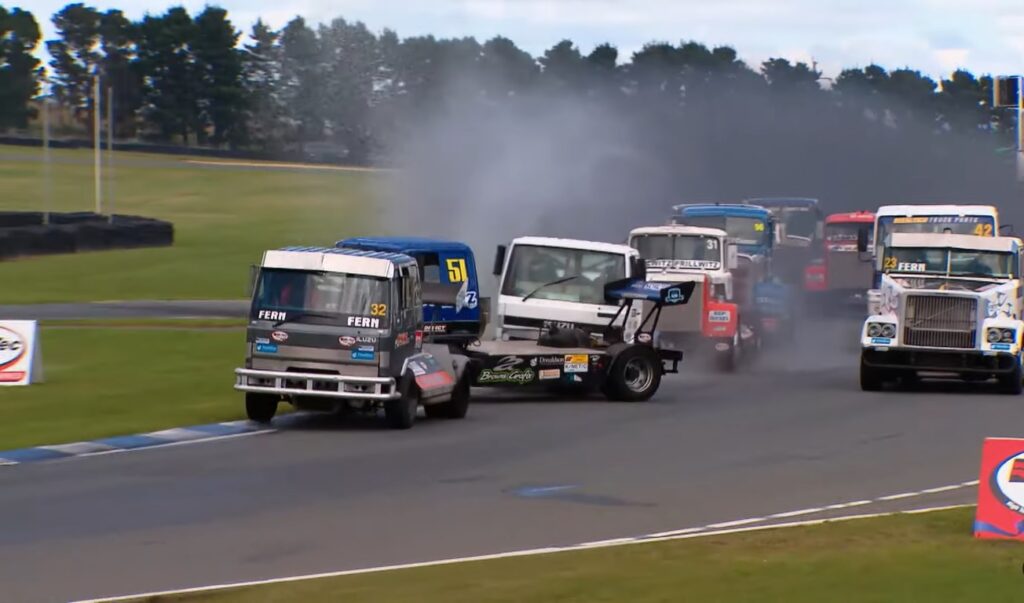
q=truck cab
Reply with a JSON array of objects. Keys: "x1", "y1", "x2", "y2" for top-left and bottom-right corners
[
  {"x1": 492, "y1": 236, "x2": 644, "y2": 344},
  {"x1": 234, "y1": 246, "x2": 471, "y2": 429},
  {"x1": 335, "y1": 237, "x2": 483, "y2": 343},
  {"x1": 742, "y1": 197, "x2": 824, "y2": 288},
  {"x1": 627, "y1": 224, "x2": 748, "y2": 370},
  {"x1": 860, "y1": 232, "x2": 1024, "y2": 393},
  {"x1": 803, "y1": 211, "x2": 875, "y2": 308},
  {"x1": 860, "y1": 204, "x2": 1000, "y2": 314}
]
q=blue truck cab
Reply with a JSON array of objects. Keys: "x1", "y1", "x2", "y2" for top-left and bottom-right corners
[
  {"x1": 671, "y1": 203, "x2": 794, "y2": 338},
  {"x1": 336, "y1": 237, "x2": 483, "y2": 343}
]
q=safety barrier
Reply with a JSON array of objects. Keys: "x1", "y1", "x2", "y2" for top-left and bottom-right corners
[{"x1": 0, "y1": 212, "x2": 174, "y2": 260}]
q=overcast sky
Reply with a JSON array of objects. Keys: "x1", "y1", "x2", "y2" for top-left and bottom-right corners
[{"x1": 24, "y1": 0, "x2": 1024, "y2": 81}]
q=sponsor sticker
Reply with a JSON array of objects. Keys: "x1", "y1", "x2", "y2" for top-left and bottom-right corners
[
  {"x1": 709, "y1": 310, "x2": 731, "y2": 322},
  {"x1": 256, "y1": 310, "x2": 287, "y2": 321},
  {"x1": 347, "y1": 316, "x2": 381, "y2": 329},
  {"x1": 564, "y1": 354, "x2": 588, "y2": 373},
  {"x1": 256, "y1": 343, "x2": 278, "y2": 354},
  {"x1": 538, "y1": 368, "x2": 560, "y2": 380},
  {"x1": 409, "y1": 361, "x2": 427, "y2": 376},
  {"x1": 352, "y1": 346, "x2": 376, "y2": 361},
  {"x1": 537, "y1": 355, "x2": 565, "y2": 366},
  {"x1": 637, "y1": 333, "x2": 652, "y2": 343},
  {"x1": 896, "y1": 262, "x2": 927, "y2": 272},
  {"x1": 665, "y1": 288, "x2": 684, "y2": 303},
  {"x1": 396, "y1": 332, "x2": 410, "y2": 346},
  {"x1": 416, "y1": 371, "x2": 454, "y2": 390},
  {"x1": 870, "y1": 337, "x2": 892, "y2": 345},
  {"x1": 338, "y1": 336, "x2": 356, "y2": 348},
  {"x1": 975, "y1": 438, "x2": 1024, "y2": 539},
  {"x1": 255, "y1": 337, "x2": 270, "y2": 345},
  {"x1": 993, "y1": 343, "x2": 1012, "y2": 351},
  {"x1": 714, "y1": 342, "x2": 730, "y2": 352},
  {"x1": 647, "y1": 259, "x2": 722, "y2": 271},
  {"x1": 271, "y1": 330, "x2": 288, "y2": 342},
  {"x1": 477, "y1": 368, "x2": 534, "y2": 384},
  {"x1": 0, "y1": 321, "x2": 41, "y2": 386}
]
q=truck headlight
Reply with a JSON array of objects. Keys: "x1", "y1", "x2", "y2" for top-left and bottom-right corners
[
  {"x1": 1002, "y1": 328, "x2": 1016, "y2": 343},
  {"x1": 987, "y1": 327, "x2": 1002, "y2": 343},
  {"x1": 880, "y1": 324, "x2": 896, "y2": 338},
  {"x1": 867, "y1": 323, "x2": 881, "y2": 337}
]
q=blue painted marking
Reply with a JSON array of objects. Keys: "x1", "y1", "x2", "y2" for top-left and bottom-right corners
[
  {"x1": 992, "y1": 343, "x2": 1012, "y2": 351},
  {"x1": 0, "y1": 447, "x2": 74, "y2": 463},
  {"x1": 186, "y1": 423, "x2": 254, "y2": 436},
  {"x1": 256, "y1": 343, "x2": 278, "y2": 353},
  {"x1": 353, "y1": 347, "x2": 375, "y2": 360},
  {"x1": 94, "y1": 434, "x2": 169, "y2": 449},
  {"x1": 515, "y1": 485, "x2": 578, "y2": 498}
]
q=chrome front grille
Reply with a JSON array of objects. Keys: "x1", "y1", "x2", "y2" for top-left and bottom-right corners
[{"x1": 902, "y1": 294, "x2": 977, "y2": 349}]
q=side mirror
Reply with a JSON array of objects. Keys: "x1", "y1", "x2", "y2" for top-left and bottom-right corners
[
  {"x1": 630, "y1": 255, "x2": 647, "y2": 281},
  {"x1": 493, "y1": 244, "x2": 507, "y2": 276},
  {"x1": 1001, "y1": 224, "x2": 1014, "y2": 235},
  {"x1": 856, "y1": 228, "x2": 868, "y2": 253},
  {"x1": 727, "y1": 244, "x2": 738, "y2": 270}
]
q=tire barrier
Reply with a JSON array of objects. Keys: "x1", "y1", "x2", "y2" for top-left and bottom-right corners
[{"x1": 0, "y1": 212, "x2": 174, "y2": 260}]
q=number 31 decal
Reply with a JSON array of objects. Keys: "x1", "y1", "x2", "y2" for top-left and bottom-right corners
[{"x1": 371, "y1": 303, "x2": 387, "y2": 316}]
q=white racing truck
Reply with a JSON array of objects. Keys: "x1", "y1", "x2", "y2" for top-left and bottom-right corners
[
  {"x1": 627, "y1": 225, "x2": 751, "y2": 370},
  {"x1": 860, "y1": 232, "x2": 1024, "y2": 393},
  {"x1": 491, "y1": 236, "x2": 644, "y2": 344}
]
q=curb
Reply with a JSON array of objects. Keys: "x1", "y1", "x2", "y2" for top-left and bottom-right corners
[{"x1": 0, "y1": 420, "x2": 272, "y2": 466}]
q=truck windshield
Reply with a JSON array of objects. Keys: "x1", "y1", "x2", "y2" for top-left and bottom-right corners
[
  {"x1": 252, "y1": 268, "x2": 390, "y2": 323},
  {"x1": 826, "y1": 222, "x2": 867, "y2": 241},
  {"x1": 875, "y1": 215, "x2": 996, "y2": 258},
  {"x1": 679, "y1": 216, "x2": 767, "y2": 246},
  {"x1": 630, "y1": 234, "x2": 721, "y2": 269},
  {"x1": 882, "y1": 247, "x2": 1015, "y2": 279},
  {"x1": 501, "y1": 244, "x2": 626, "y2": 304},
  {"x1": 781, "y1": 208, "x2": 818, "y2": 239}
]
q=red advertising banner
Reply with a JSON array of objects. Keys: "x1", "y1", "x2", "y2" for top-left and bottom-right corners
[{"x1": 974, "y1": 437, "x2": 1024, "y2": 539}]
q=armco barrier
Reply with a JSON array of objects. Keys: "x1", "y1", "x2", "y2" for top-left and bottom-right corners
[{"x1": 0, "y1": 212, "x2": 174, "y2": 260}]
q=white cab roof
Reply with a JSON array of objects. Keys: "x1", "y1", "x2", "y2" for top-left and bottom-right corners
[
  {"x1": 888, "y1": 233, "x2": 1021, "y2": 253},
  {"x1": 261, "y1": 249, "x2": 400, "y2": 278},
  {"x1": 511, "y1": 236, "x2": 637, "y2": 256},
  {"x1": 876, "y1": 204, "x2": 998, "y2": 218},
  {"x1": 628, "y1": 225, "x2": 728, "y2": 238}
]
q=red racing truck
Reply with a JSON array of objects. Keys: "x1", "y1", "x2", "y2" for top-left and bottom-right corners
[{"x1": 803, "y1": 211, "x2": 875, "y2": 312}]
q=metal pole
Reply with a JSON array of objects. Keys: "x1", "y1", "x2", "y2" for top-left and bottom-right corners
[
  {"x1": 107, "y1": 85, "x2": 114, "y2": 223},
  {"x1": 1017, "y1": 75, "x2": 1024, "y2": 182},
  {"x1": 42, "y1": 98, "x2": 51, "y2": 225},
  {"x1": 93, "y1": 74, "x2": 102, "y2": 215}
]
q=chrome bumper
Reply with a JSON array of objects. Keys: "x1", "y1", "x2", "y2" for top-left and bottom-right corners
[{"x1": 234, "y1": 368, "x2": 400, "y2": 400}]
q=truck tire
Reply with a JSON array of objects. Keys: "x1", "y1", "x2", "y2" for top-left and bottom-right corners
[
  {"x1": 604, "y1": 346, "x2": 662, "y2": 402},
  {"x1": 424, "y1": 374, "x2": 470, "y2": 419},
  {"x1": 998, "y1": 358, "x2": 1023, "y2": 395},
  {"x1": 715, "y1": 334, "x2": 739, "y2": 372},
  {"x1": 859, "y1": 354, "x2": 883, "y2": 391},
  {"x1": 245, "y1": 393, "x2": 278, "y2": 424},
  {"x1": 385, "y1": 377, "x2": 418, "y2": 429}
]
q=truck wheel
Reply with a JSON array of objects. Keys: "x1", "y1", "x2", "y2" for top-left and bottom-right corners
[
  {"x1": 715, "y1": 334, "x2": 739, "y2": 372},
  {"x1": 605, "y1": 346, "x2": 662, "y2": 402},
  {"x1": 425, "y1": 375, "x2": 470, "y2": 419},
  {"x1": 385, "y1": 377, "x2": 418, "y2": 429},
  {"x1": 859, "y1": 354, "x2": 883, "y2": 392},
  {"x1": 998, "y1": 358, "x2": 1023, "y2": 395},
  {"x1": 245, "y1": 393, "x2": 278, "y2": 424}
]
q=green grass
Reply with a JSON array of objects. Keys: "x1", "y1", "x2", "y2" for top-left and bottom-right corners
[
  {"x1": 0, "y1": 144, "x2": 382, "y2": 304},
  {"x1": 154, "y1": 507, "x2": 1023, "y2": 603},
  {"x1": 0, "y1": 325, "x2": 246, "y2": 450}
]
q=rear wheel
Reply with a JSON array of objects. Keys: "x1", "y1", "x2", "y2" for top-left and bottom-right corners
[
  {"x1": 859, "y1": 354, "x2": 884, "y2": 392},
  {"x1": 714, "y1": 334, "x2": 739, "y2": 372},
  {"x1": 245, "y1": 393, "x2": 278, "y2": 424},
  {"x1": 385, "y1": 377, "x2": 418, "y2": 429},
  {"x1": 604, "y1": 347, "x2": 662, "y2": 402},
  {"x1": 998, "y1": 357, "x2": 1023, "y2": 395}
]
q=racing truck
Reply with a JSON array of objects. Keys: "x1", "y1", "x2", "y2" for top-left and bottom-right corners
[
  {"x1": 627, "y1": 224, "x2": 753, "y2": 370},
  {"x1": 742, "y1": 197, "x2": 824, "y2": 288},
  {"x1": 491, "y1": 236, "x2": 644, "y2": 344},
  {"x1": 234, "y1": 246, "x2": 473, "y2": 429},
  {"x1": 860, "y1": 204, "x2": 1000, "y2": 315},
  {"x1": 671, "y1": 203, "x2": 795, "y2": 342},
  {"x1": 860, "y1": 232, "x2": 1024, "y2": 394},
  {"x1": 803, "y1": 211, "x2": 875, "y2": 312}
]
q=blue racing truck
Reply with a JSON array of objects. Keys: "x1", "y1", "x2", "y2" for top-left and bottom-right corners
[
  {"x1": 671, "y1": 203, "x2": 794, "y2": 341},
  {"x1": 336, "y1": 237, "x2": 484, "y2": 344}
]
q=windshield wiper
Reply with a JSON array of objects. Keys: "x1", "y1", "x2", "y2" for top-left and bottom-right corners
[
  {"x1": 269, "y1": 311, "x2": 339, "y2": 328},
  {"x1": 522, "y1": 275, "x2": 581, "y2": 301}
]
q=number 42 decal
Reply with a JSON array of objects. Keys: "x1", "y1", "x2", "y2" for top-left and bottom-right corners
[{"x1": 974, "y1": 223, "x2": 993, "y2": 236}]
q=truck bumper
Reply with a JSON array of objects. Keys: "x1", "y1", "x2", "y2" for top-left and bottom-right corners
[
  {"x1": 234, "y1": 368, "x2": 401, "y2": 400},
  {"x1": 861, "y1": 348, "x2": 1018, "y2": 374}
]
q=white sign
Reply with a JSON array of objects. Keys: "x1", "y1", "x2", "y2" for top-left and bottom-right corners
[{"x1": 0, "y1": 320, "x2": 42, "y2": 386}]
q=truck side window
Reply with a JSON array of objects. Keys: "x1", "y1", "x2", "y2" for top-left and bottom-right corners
[{"x1": 419, "y1": 253, "x2": 441, "y2": 283}]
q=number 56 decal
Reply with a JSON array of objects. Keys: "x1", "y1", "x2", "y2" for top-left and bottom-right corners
[{"x1": 371, "y1": 303, "x2": 387, "y2": 316}]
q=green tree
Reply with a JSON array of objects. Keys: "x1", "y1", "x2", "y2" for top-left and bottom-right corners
[
  {"x1": 242, "y1": 19, "x2": 284, "y2": 150},
  {"x1": 0, "y1": 5, "x2": 42, "y2": 129},
  {"x1": 279, "y1": 16, "x2": 324, "y2": 144},
  {"x1": 192, "y1": 6, "x2": 245, "y2": 146},
  {"x1": 46, "y1": 3, "x2": 101, "y2": 126},
  {"x1": 98, "y1": 9, "x2": 142, "y2": 138},
  {"x1": 136, "y1": 7, "x2": 199, "y2": 143}
]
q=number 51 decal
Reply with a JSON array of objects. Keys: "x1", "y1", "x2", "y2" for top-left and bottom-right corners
[{"x1": 446, "y1": 258, "x2": 468, "y2": 282}]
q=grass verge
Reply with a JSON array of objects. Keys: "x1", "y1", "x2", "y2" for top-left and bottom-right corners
[
  {"x1": 0, "y1": 144, "x2": 382, "y2": 304},
  {"x1": 0, "y1": 325, "x2": 245, "y2": 450},
  {"x1": 154, "y1": 507, "x2": 1022, "y2": 603}
]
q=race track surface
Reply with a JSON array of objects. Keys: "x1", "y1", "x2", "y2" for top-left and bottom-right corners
[
  {"x1": 0, "y1": 300, "x2": 247, "y2": 320},
  {"x1": 1, "y1": 318, "x2": 1018, "y2": 602}
]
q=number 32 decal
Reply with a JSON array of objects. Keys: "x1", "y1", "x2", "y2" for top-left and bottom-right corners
[{"x1": 371, "y1": 303, "x2": 387, "y2": 316}]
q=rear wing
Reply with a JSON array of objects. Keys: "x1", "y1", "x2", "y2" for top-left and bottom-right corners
[{"x1": 604, "y1": 278, "x2": 696, "y2": 305}]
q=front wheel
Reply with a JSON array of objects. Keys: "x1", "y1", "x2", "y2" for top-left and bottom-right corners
[
  {"x1": 385, "y1": 377, "x2": 418, "y2": 429},
  {"x1": 998, "y1": 357, "x2": 1023, "y2": 395},
  {"x1": 859, "y1": 354, "x2": 884, "y2": 392},
  {"x1": 245, "y1": 393, "x2": 278, "y2": 424},
  {"x1": 424, "y1": 374, "x2": 470, "y2": 419},
  {"x1": 604, "y1": 347, "x2": 662, "y2": 402},
  {"x1": 714, "y1": 334, "x2": 740, "y2": 372}
]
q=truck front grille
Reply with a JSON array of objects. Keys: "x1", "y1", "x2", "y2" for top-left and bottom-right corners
[{"x1": 903, "y1": 294, "x2": 976, "y2": 349}]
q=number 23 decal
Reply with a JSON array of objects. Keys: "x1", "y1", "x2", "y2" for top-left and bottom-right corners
[
  {"x1": 371, "y1": 303, "x2": 387, "y2": 316},
  {"x1": 883, "y1": 256, "x2": 897, "y2": 270}
]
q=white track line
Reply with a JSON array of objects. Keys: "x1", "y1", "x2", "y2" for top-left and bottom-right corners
[{"x1": 71, "y1": 482, "x2": 979, "y2": 603}]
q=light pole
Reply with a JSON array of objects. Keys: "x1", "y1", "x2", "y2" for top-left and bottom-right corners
[
  {"x1": 41, "y1": 95, "x2": 54, "y2": 225},
  {"x1": 993, "y1": 75, "x2": 1024, "y2": 182}
]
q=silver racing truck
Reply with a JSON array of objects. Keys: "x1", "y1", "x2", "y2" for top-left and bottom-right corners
[{"x1": 234, "y1": 246, "x2": 472, "y2": 429}]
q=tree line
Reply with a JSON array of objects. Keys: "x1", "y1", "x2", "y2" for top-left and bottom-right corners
[{"x1": 0, "y1": 2, "x2": 1016, "y2": 165}]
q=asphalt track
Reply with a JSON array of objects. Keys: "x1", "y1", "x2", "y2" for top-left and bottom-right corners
[
  {"x1": 0, "y1": 300, "x2": 247, "y2": 320},
  {"x1": 1, "y1": 316, "x2": 1019, "y2": 602}
]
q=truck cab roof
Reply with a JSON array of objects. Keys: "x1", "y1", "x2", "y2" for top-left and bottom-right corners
[
  {"x1": 511, "y1": 236, "x2": 638, "y2": 256},
  {"x1": 264, "y1": 246, "x2": 416, "y2": 279},
  {"x1": 672, "y1": 203, "x2": 771, "y2": 219},
  {"x1": 875, "y1": 204, "x2": 998, "y2": 218},
  {"x1": 629, "y1": 225, "x2": 728, "y2": 238},
  {"x1": 826, "y1": 211, "x2": 875, "y2": 224},
  {"x1": 337, "y1": 236, "x2": 473, "y2": 254}
]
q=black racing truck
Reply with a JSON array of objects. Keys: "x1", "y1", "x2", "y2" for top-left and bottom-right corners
[{"x1": 234, "y1": 246, "x2": 472, "y2": 429}]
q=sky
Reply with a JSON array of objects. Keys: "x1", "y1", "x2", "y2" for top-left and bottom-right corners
[{"x1": 22, "y1": 0, "x2": 1024, "y2": 81}]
